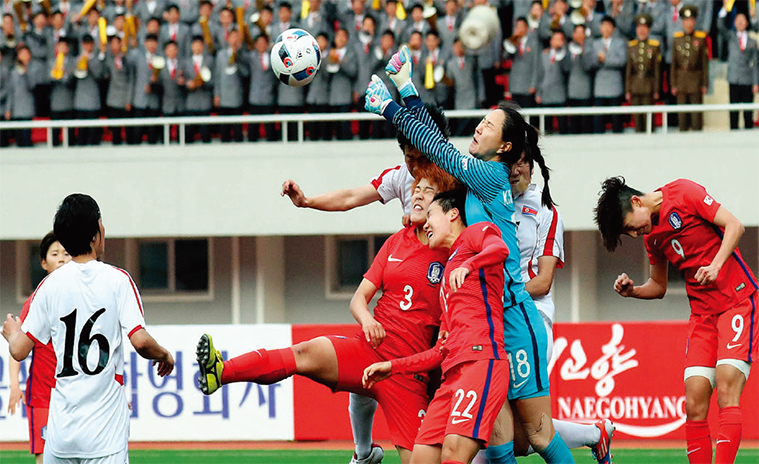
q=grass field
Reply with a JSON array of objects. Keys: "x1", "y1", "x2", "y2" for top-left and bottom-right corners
[{"x1": 1, "y1": 448, "x2": 758, "y2": 463}]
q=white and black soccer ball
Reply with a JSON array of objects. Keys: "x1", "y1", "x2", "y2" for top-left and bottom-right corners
[{"x1": 270, "y1": 28, "x2": 321, "y2": 87}]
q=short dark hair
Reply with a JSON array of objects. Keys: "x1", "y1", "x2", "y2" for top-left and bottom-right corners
[
  {"x1": 145, "y1": 33, "x2": 159, "y2": 42},
  {"x1": 39, "y1": 231, "x2": 59, "y2": 261},
  {"x1": 164, "y1": 39, "x2": 178, "y2": 48},
  {"x1": 279, "y1": 1, "x2": 292, "y2": 10},
  {"x1": 53, "y1": 194, "x2": 102, "y2": 257},
  {"x1": 410, "y1": 3, "x2": 423, "y2": 12},
  {"x1": 594, "y1": 177, "x2": 644, "y2": 252},
  {"x1": 515, "y1": 16, "x2": 528, "y2": 26},
  {"x1": 432, "y1": 188, "x2": 467, "y2": 226},
  {"x1": 82, "y1": 34, "x2": 95, "y2": 44},
  {"x1": 397, "y1": 103, "x2": 450, "y2": 151},
  {"x1": 426, "y1": 29, "x2": 439, "y2": 39},
  {"x1": 381, "y1": 29, "x2": 395, "y2": 40},
  {"x1": 191, "y1": 34, "x2": 204, "y2": 42},
  {"x1": 601, "y1": 15, "x2": 615, "y2": 27},
  {"x1": 166, "y1": 3, "x2": 180, "y2": 12}
]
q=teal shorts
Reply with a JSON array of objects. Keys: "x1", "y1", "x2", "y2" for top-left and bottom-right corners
[{"x1": 503, "y1": 298, "x2": 550, "y2": 400}]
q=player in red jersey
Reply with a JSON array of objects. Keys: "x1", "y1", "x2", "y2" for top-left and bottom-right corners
[
  {"x1": 363, "y1": 190, "x2": 512, "y2": 464},
  {"x1": 595, "y1": 177, "x2": 758, "y2": 464},
  {"x1": 197, "y1": 165, "x2": 459, "y2": 464},
  {"x1": 7, "y1": 231, "x2": 71, "y2": 464}
]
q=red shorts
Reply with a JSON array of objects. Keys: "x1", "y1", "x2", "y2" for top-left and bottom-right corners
[
  {"x1": 686, "y1": 291, "x2": 759, "y2": 367},
  {"x1": 26, "y1": 405, "x2": 49, "y2": 455},
  {"x1": 415, "y1": 359, "x2": 510, "y2": 447},
  {"x1": 328, "y1": 335, "x2": 430, "y2": 451}
]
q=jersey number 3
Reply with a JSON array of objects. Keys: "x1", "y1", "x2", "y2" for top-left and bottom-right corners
[{"x1": 58, "y1": 308, "x2": 111, "y2": 378}]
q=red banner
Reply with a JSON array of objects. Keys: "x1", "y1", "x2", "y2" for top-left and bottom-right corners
[{"x1": 292, "y1": 322, "x2": 758, "y2": 441}]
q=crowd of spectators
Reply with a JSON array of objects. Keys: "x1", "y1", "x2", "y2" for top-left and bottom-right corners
[{"x1": 0, "y1": 0, "x2": 757, "y2": 147}]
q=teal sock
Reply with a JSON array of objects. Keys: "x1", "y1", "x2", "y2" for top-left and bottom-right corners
[
  {"x1": 538, "y1": 433, "x2": 575, "y2": 463},
  {"x1": 485, "y1": 442, "x2": 516, "y2": 464}
]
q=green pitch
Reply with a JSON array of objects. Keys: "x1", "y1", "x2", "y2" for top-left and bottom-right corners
[{"x1": 1, "y1": 448, "x2": 758, "y2": 463}]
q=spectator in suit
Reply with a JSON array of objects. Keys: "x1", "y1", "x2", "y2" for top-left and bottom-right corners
[
  {"x1": 406, "y1": 29, "x2": 426, "y2": 97},
  {"x1": 625, "y1": 13, "x2": 661, "y2": 133},
  {"x1": 76, "y1": 8, "x2": 101, "y2": 44},
  {"x1": 402, "y1": 3, "x2": 430, "y2": 44},
  {"x1": 369, "y1": 29, "x2": 398, "y2": 138},
  {"x1": 136, "y1": 0, "x2": 167, "y2": 24},
  {"x1": 73, "y1": 34, "x2": 104, "y2": 145},
  {"x1": 138, "y1": 17, "x2": 162, "y2": 50},
  {"x1": 326, "y1": 27, "x2": 356, "y2": 140},
  {"x1": 305, "y1": 32, "x2": 330, "y2": 140},
  {"x1": 378, "y1": 0, "x2": 404, "y2": 44},
  {"x1": 160, "y1": 4, "x2": 190, "y2": 57},
  {"x1": 184, "y1": 35, "x2": 214, "y2": 143},
  {"x1": 576, "y1": 0, "x2": 604, "y2": 37},
  {"x1": 341, "y1": 0, "x2": 366, "y2": 42},
  {"x1": 104, "y1": 33, "x2": 133, "y2": 144},
  {"x1": 50, "y1": 10, "x2": 75, "y2": 54},
  {"x1": 438, "y1": 0, "x2": 460, "y2": 51},
  {"x1": 215, "y1": 7, "x2": 236, "y2": 51},
  {"x1": 354, "y1": 14, "x2": 378, "y2": 139},
  {"x1": 446, "y1": 37, "x2": 479, "y2": 135},
  {"x1": 538, "y1": 0, "x2": 573, "y2": 46},
  {"x1": 176, "y1": 0, "x2": 200, "y2": 25},
  {"x1": 4, "y1": 43, "x2": 36, "y2": 146},
  {"x1": 420, "y1": 30, "x2": 449, "y2": 106},
  {"x1": 247, "y1": 33, "x2": 277, "y2": 141},
  {"x1": 505, "y1": 17, "x2": 540, "y2": 120},
  {"x1": 2, "y1": 14, "x2": 20, "y2": 72},
  {"x1": 249, "y1": 5, "x2": 274, "y2": 41},
  {"x1": 102, "y1": 0, "x2": 128, "y2": 23},
  {"x1": 214, "y1": 27, "x2": 248, "y2": 142},
  {"x1": 191, "y1": 1, "x2": 219, "y2": 53},
  {"x1": 157, "y1": 40, "x2": 184, "y2": 141},
  {"x1": 49, "y1": 37, "x2": 77, "y2": 145},
  {"x1": 590, "y1": 16, "x2": 626, "y2": 133},
  {"x1": 606, "y1": 0, "x2": 634, "y2": 39},
  {"x1": 129, "y1": 33, "x2": 161, "y2": 143},
  {"x1": 27, "y1": 10, "x2": 52, "y2": 117},
  {"x1": 536, "y1": 29, "x2": 570, "y2": 134},
  {"x1": 526, "y1": 0, "x2": 543, "y2": 34},
  {"x1": 722, "y1": 12, "x2": 758, "y2": 130},
  {"x1": 567, "y1": 23, "x2": 594, "y2": 133},
  {"x1": 274, "y1": 1, "x2": 297, "y2": 37},
  {"x1": 300, "y1": 0, "x2": 331, "y2": 39}
]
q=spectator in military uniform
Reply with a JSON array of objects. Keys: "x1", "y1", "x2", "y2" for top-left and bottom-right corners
[
  {"x1": 247, "y1": 33, "x2": 277, "y2": 141},
  {"x1": 157, "y1": 40, "x2": 184, "y2": 141},
  {"x1": 305, "y1": 32, "x2": 330, "y2": 140},
  {"x1": 536, "y1": 29, "x2": 570, "y2": 134},
  {"x1": 590, "y1": 16, "x2": 626, "y2": 133},
  {"x1": 625, "y1": 13, "x2": 661, "y2": 133},
  {"x1": 446, "y1": 36, "x2": 479, "y2": 135},
  {"x1": 214, "y1": 27, "x2": 248, "y2": 142},
  {"x1": 104, "y1": 33, "x2": 133, "y2": 144},
  {"x1": 184, "y1": 35, "x2": 214, "y2": 143},
  {"x1": 49, "y1": 37, "x2": 77, "y2": 145},
  {"x1": 671, "y1": 4, "x2": 708, "y2": 131},
  {"x1": 567, "y1": 23, "x2": 594, "y2": 133},
  {"x1": 721, "y1": 12, "x2": 759, "y2": 130},
  {"x1": 505, "y1": 17, "x2": 540, "y2": 122},
  {"x1": 326, "y1": 27, "x2": 356, "y2": 140},
  {"x1": 130, "y1": 32, "x2": 162, "y2": 144},
  {"x1": 73, "y1": 34, "x2": 104, "y2": 145},
  {"x1": 4, "y1": 43, "x2": 36, "y2": 146}
]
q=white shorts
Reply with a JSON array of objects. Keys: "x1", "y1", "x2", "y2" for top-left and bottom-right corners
[{"x1": 44, "y1": 447, "x2": 128, "y2": 464}]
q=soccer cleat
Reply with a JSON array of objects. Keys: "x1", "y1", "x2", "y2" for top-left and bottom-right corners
[
  {"x1": 349, "y1": 443, "x2": 384, "y2": 464},
  {"x1": 384, "y1": 45, "x2": 418, "y2": 99},
  {"x1": 196, "y1": 334, "x2": 224, "y2": 395},
  {"x1": 591, "y1": 419, "x2": 615, "y2": 464}
]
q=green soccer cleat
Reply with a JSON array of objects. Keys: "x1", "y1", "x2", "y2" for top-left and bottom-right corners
[{"x1": 196, "y1": 334, "x2": 224, "y2": 395}]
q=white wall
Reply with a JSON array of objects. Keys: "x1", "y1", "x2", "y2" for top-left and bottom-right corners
[{"x1": 2, "y1": 131, "x2": 758, "y2": 239}]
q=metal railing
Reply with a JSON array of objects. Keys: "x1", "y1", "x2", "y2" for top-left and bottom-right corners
[{"x1": 1, "y1": 102, "x2": 758, "y2": 148}]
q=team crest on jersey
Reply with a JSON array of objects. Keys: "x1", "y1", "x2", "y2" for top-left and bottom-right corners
[
  {"x1": 668, "y1": 212, "x2": 683, "y2": 230},
  {"x1": 522, "y1": 206, "x2": 538, "y2": 216},
  {"x1": 704, "y1": 195, "x2": 714, "y2": 206},
  {"x1": 427, "y1": 262, "x2": 444, "y2": 284}
]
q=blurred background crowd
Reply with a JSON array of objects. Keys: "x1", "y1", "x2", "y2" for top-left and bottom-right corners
[{"x1": 0, "y1": 0, "x2": 758, "y2": 146}]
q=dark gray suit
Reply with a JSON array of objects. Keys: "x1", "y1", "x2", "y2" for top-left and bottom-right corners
[
  {"x1": 246, "y1": 50, "x2": 278, "y2": 141},
  {"x1": 214, "y1": 47, "x2": 249, "y2": 141},
  {"x1": 183, "y1": 54, "x2": 215, "y2": 143},
  {"x1": 160, "y1": 22, "x2": 191, "y2": 58},
  {"x1": 725, "y1": 32, "x2": 759, "y2": 129},
  {"x1": 105, "y1": 52, "x2": 134, "y2": 144},
  {"x1": 567, "y1": 40, "x2": 595, "y2": 133},
  {"x1": 74, "y1": 52, "x2": 104, "y2": 145},
  {"x1": 589, "y1": 37, "x2": 626, "y2": 132},
  {"x1": 326, "y1": 46, "x2": 357, "y2": 139}
]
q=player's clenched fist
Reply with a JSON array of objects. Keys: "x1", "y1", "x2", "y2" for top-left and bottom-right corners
[
  {"x1": 614, "y1": 273, "x2": 635, "y2": 297},
  {"x1": 694, "y1": 264, "x2": 720, "y2": 286},
  {"x1": 362, "y1": 316, "x2": 386, "y2": 349},
  {"x1": 363, "y1": 361, "x2": 392, "y2": 389},
  {"x1": 2, "y1": 313, "x2": 21, "y2": 342},
  {"x1": 281, "y1": 179, "x2": 308, "y2": 207}
]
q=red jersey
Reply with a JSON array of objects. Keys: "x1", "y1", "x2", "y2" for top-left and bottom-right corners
[
  {"x1": 644, "y1": 179, "x2": 759, "y2": 315},
  {"x1": 392, "y1": 223, "x2": 509, "y2": 376},
  {"x1": 19, "y1": 296, "x2": 57, "y2": 407},
  {"x1": 363, "y1": 226, "x2": 449, "y2": 361}
]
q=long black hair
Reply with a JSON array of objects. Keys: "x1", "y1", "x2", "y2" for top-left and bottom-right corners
[{"x1": 497, "y1": 102, "x2": 553, "y2": 207}]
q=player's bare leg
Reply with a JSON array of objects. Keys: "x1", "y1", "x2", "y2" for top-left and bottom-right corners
[
  {"x1": 289, "y1": 337, "x2": 339, "y2": 387},
  {"x1": 441, "y1": 434, "x2": 482, "y2": 463},
  {"x1": 409, "y1": 444, "x2": 440, "y2": 464},
  {"x1": 714, "y1": 363, "x2": 749, "y2": 463},
  {"x1": 512, "y1": 396, "x2": 575, "y2": 463},
  {"x1": 483, "y1": 400, "x2": 516, "y2": 463},
  {"x1": 396, "y1": 445, "x2": 413, "y2": 464},
  {"x1": 684, "y1": 371, "x2": 714, "y2": 463}
]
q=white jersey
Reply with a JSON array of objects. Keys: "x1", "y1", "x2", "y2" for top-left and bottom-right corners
[
  {"x1": 370, "y1": 164, "x2": 414, "y2": 215},
  {"x1": 21, "y1": 260, "x2": 146, "y2": 459},
  {"x1": 514, "y1": 184, "x2": 565, "y2": 323}
]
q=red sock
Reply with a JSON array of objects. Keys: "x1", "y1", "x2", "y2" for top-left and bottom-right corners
[
  {"x1": 441, "y1": 461, "x2": 465, "y2": 464},
  {"x1": 686, "y1": 419, "x2": 713, "y2": 464},
  {"x1": 221, "y1": 348, "x2": 297, "y2": 385},
  {"x1": 715, "y1": 406, "x2": 742, "y2": 464}
]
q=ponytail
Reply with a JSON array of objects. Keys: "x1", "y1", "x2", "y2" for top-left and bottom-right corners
[{"x1": 523, "y1": 122, "x2": 554, "y2": 207}]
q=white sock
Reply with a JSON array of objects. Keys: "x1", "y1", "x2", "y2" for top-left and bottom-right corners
[
  {"x1": 526, "y1": 420, "x2": 601, "y2": 455},
  {"x1": 349, "y1": 393, "x2": 378, "y2": 458}
]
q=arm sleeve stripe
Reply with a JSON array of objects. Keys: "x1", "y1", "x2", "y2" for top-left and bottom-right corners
[
  {"x1": 128, "y1": 325, "x2": 144, "y2": 338},
  {"x1": 371, "y1": 165, "x2": 403, "y2": 190},
  {"x1": 112, "y1": 266, "x2": 145, "y2": 316},
  {"x1": 542, "y1": 205, "x2": 560, "y2": 258}
]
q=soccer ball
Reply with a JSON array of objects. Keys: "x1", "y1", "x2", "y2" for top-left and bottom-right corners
[{"x1": 270, "y1": 28, "x2": 321, "y2": 87}]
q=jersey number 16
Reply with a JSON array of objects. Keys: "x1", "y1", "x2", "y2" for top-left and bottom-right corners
[{"x1": 57, "y1": 308, "x2": 111, "y2": 378}]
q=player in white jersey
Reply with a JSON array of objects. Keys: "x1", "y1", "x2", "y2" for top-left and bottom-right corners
[
  {"x1": 280, "y1": 103, "x2": 451, "y2": 464},
  {"x1": 509, "y1": 151, "x2": 615, "y2": 464},
  {"x1": 3, "y1": 194, "x2": 175, "y2": 464}
]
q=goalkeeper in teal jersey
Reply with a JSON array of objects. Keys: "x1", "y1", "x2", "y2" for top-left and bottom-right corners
[{"x1": 364, "y1": 47, "x2": 576, "y2": 464}]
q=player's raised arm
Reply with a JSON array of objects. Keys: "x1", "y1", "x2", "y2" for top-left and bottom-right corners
[
  {"x1": 281, "y1": 179, "x2": 382, "y2": 211},
  {"x1": 695, "y1": 206, "x2": 745, "y2": 286}
]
